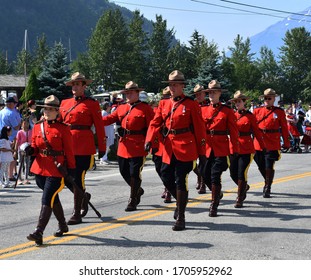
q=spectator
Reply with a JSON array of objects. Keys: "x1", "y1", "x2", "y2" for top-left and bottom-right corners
[{"x1": 0, "y1": 126, "x2": 14, "y2": 188}]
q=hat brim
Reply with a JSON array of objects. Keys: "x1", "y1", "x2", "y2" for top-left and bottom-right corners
[
  {"x1": 229, "y1": 97, "x2": 249, "y2": 102},
  {"x1": 37, "y1": 104, "x2": 59, "y2": 109},
  {"x1": 259, "y1": 94, "x2": 278, "y2": 98},
  {"x1": 206, "y1": 88, "x2": 228, "y2": 93},
  {"x1": 192, "y1": 90, "x2": 208, "y2": 95},
  {"x1": 121, "y1": 88, "x2": 144, "y2": 93},
  {"x1": 65, "y1": 79, "x2": 93, "y2": 86},
  {"x1": 161, "y1": 80, "x2": 187, "y2": 84}
]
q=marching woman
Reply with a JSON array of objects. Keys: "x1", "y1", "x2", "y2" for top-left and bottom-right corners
[
  {"x1": 25, "y1": 95, "x2": 75, "y2": 246},
  {"x1": 229, "y1": 91, "x2": 265, "y2": 208}
]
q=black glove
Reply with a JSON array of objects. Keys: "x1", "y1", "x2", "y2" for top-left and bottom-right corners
[
  {"x1": 144, "y1": 142, "x2": 151, "y2": 152},
  {"x1": 198, "y1": 155, "x2": 207, "y2": 166},
  {"x1": 98, "y1": 151, "x2": 106, "y2": 160},
  {"x1": 67, "y1": 168, "x2": 76, "y2": 178},
  {"x1": 152, "y1": 148, "x2": 159, "y2": 154},
  {"x1": 24, "y1": 146, "x2": 35, "y2": 156},
  {"x1": 262, "y1": 148, "x2": 267, "y2": 154}
]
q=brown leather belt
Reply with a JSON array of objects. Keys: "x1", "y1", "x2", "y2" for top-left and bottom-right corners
[
  {"x1": 260, "y1": 128, "x2": 280, "y2": 133},
  {"x1": 39, "y1": 149, "x2": 64, "y2": 156},
  {"x1": 239, "y1": 131, "x2": 252, "y2": 136},
  {"x1": 123, "y1": 129, "x2": 147, "y2": 135},
  {"x1": 168, "y1": 127, "x2": 191, "y2": 135},
  {"x1": 70, "y1": 125, "x2": 91, "y2": 130},
  {"x1": 207, "y1": 129, "x2": 228, "y2": 135}
]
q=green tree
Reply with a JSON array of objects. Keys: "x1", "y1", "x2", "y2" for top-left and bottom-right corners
[
  {"x1": 88, "y1": 9, "x2": 129, "y2": 90},
  {"x1": 279, "y1": 27, "x2": 311, "y2": 102},
  {"x1": 32, "y1": 34, "x2": 50, "y2": 74},
  {"x1": 0, "y1": 51, "x2": 10, "y2": 74},
  {"x1": 127, "y1": 10, "x2": 150, "y2": 87},
  {"x1": 148, "y1": 15, "x2": 174, "y2": 92},
  {"x1": 20, "y1": 70, "x2": 41, "y2": 102},
  {"x1": 37, "y1": 42, "x2": 70, "y2": 100},
  {"x1": 227, "y1": 35, "x2": 261, "y2": 92},
  {"x1": 14, "y1": 49, "x2": 33, "y2": 76}
]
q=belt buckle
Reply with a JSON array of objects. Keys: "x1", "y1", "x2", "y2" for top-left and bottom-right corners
[
  {"x1": 262, "y1": 128, "x2": 266, "y2": 134},
  {"x1": 42, "y1": 149, "x2": 48, "y2": 156},
  {"x1": 210, "y1": 129, "x2": 214, "y2": 136},
  {"x1": 170, "y1": 129, "x2": 176, "y2": 135},
  {"x1": 125, "y1": 129, "x2": 130, "y2": 135}
]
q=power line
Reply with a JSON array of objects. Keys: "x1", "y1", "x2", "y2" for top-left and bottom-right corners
[
  {"x1": 191, "y1": 0, "x2": 311, "y2": 23},
  {"x1": 113, "y1": 1, "x2": 281, "y2": 16},
  {"x1": 220, "y1": 0, "x2": 311, "y2": 17}
]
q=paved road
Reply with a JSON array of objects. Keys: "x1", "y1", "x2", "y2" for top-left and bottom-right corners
[{"x1": 0, "y1": 152, "x2": 310, "y2": 278}]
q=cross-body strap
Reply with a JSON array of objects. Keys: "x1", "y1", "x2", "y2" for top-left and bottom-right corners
[{"x1": 257, "y1": 108, "x2": 276, "y2": 125}]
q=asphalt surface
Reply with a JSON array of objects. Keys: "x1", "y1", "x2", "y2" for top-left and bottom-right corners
[{"x1": 0, "y1": 152, "x2": 310, "y2": 278}]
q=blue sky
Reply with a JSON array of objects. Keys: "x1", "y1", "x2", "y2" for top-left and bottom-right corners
[{"x1": 112, "y1": 0, "x2": 311, "y2": 51}]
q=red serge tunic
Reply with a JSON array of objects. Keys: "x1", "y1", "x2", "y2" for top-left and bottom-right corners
[
  {"x1": 102, "y1": 101, "x2": 155, "y2": 158},
  {"x1": 253, "y1": 106, "x2": 290, "y2": 151},
  {"x1": 201, "y1": 103, "x2": 239, "y2": 157},
  {"x1": 59, "y1": 96, "x2": 106, "y2": 155},
  {"x1": 30, "y1": 120, "x2": 76, "y2": 177},
  {"x1": 145, "y1": 95, "x2": 206, "y2": 165},
  {"x1": 229, "y1": 110, "x2": 265, "y2": 154}
]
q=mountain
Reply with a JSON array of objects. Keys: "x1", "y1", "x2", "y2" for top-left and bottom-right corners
[
  {"x1": 249, "y1": 7, "x2": 311, "y2": 58},
  {"x1": 0, "y1": 0, "x2": 153, "y2": 62}
]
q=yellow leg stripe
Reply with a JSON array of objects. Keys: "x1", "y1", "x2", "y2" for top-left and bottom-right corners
[
  {"x1": 88, "y1": 155, "x2": 95, "y2": 171},
  {"x1": 139, "y1": 157, "x2": 146, "y2": 180},
  {"x1": 81, "y1": 170, "x2": 86, "y2": 190},
  {"x1": 244, "y1": 154, "x2": 254, "y2": 181},
  {"x1": 185, "y1": 173, "x2": 189, "y2": 192},
  {"x1": 50, "y1": 178, "x2": 65, "y2": 208}
]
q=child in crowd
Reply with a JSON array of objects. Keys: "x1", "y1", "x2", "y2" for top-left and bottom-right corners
[
  {"x1": 15, "y1": 120, "x2": 32, "y2": 184},
  {"x1": 0, "y1": 126, "x2": 14, "y2": 188}
]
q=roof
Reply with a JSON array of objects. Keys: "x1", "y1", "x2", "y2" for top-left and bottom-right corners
[{"x1": 0, "y1": 75, "x2": 27, "y2": 87}]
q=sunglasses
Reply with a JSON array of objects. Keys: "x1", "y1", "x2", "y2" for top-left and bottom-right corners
[{"x1": 264, "y1": 97, "x2": 272, "y2": 101}]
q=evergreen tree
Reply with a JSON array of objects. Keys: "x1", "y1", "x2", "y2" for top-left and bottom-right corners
[
  {"x1": 127, "y1": 10, "x2": 150, "y2": 88},
  {"x1": 256, "y1": 46, "x2": 281, "y2": 92},
  {"x1": 88, "y1": 9, "x2": 129, "y2": 91},
  {"x1": 279, "y1": 27, "x2": 311, "y2": 102},
  {"x1": 14, "y1": 49, "x2": 33, "y2": 76},
  {"x1": 20, "y1": 70, "x2": 41, "y2": 102},
  {"x1": 32, "y1": 34, "x2": 50, "y2": 74},
  {"x1": 227, "y1": 35, "x2": 261, "y2": 92},
  {"x1": 37, "y1": 42, "x2": 70, "y2": 100},
  {"x1": 167, "y1": 41, "x2": 193, "y2": 82},
  {"x1": 148, "y1": 15, "x2": 174, "y2": 93},
  {"x1": 0, "y1": 51, "x2": 10, "y2": 74}
]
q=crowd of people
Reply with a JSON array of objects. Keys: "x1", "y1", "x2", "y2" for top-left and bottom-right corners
[{"x1": 0, "y1": 69, "x2": 309, "y2": 245}]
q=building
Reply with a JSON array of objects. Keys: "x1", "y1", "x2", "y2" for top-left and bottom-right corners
[{"x1": 0, "y1": 75, "x2": 27, "y2": 103}]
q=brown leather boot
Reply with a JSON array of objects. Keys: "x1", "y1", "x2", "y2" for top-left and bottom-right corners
[
  {"x1": 209, "y1": 184, "x2": 221, "y2": 217},
  {"x1": 67, "y1": 188, "x2": 83, "y2": 225},
  {"x1": 27, "y1": 205, "x2": 52, "y2": 246},
  {"x1": 125, "y1": 178, "x2": 140, "y2": 211},
  {"x1": 234, "y1": 180, "x2": 247, "y2": 208},
  {"x1": 172, "y1": 190, "x2": 188, "y2": 231},
  {"x1": 164, "y1": 190, "x2": 172, "y2": 203},
  {"x1": 81, "y1": 192, "x2": 91, "y2": 217},
  {"x1": 198, "y1": 175, "x2": 207, "y2": 194},
  {"x1": 263, "y1": 169, "x2": 274, "y2": 198},
  {"x1": 53, "y1": 202, "x2": 68, "y2": 237}
]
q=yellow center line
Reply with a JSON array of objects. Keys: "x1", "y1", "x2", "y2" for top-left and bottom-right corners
[{"x1": 1, "y1": 171, "x2": 311, "y2": 259}]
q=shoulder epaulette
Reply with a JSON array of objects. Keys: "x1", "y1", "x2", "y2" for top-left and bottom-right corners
[
  {"x1": 35, "y1": 119, "x2": 45, "y2": 124},
  {"x1": 185, "y1": 96, "x2": 195, "y2": 101},
  {"x1": 85, "y1": 96, "x2": 96, "y2": 102},
  {"x1": 222, "y1": 104, "x2": 232, "y2": 109},
  {"x1": 274, "y1": 106, "x2": 284, "y2": 111}
]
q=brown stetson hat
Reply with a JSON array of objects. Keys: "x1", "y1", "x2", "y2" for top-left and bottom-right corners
[
  {"x1": 162, "y1": 86, "x2": 171, "y2": 96},
  {"x1": 260, "y1": 88, "x2": 278, "y2": 98},
  {"x1": 206, "y1": 80, "x2": 227, "y2": 92},
  {"x1": 192, "y1": 84, "x2": 208, "y2": 95},
  {"x1": 162, "y1": 70, "x2": 187, "y2": 84},
  {"x1": 65, "y1": 72, "x2": 93, "y2": 86},
  {"x1": 229, "y1": 90, "x2": 249, "y2": 102},
  {"x1": 121, "y1": 81, "x2": 144, "y2": 93},
  {"x1": 37, "y1": 95, "x2": 60, "y2": 108}
]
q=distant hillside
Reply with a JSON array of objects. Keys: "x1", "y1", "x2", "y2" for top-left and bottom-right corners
[
  {"x1": 0, "y1": 0, "x2": 154, "y2": 62},
  {"x1": 249, "y1": 7, "x2": 311, "y2": 57}
]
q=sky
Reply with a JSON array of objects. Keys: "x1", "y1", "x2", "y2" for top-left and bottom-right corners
[{"x1": 112, "y1": 0, "x2": 311, "y2": 51}]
